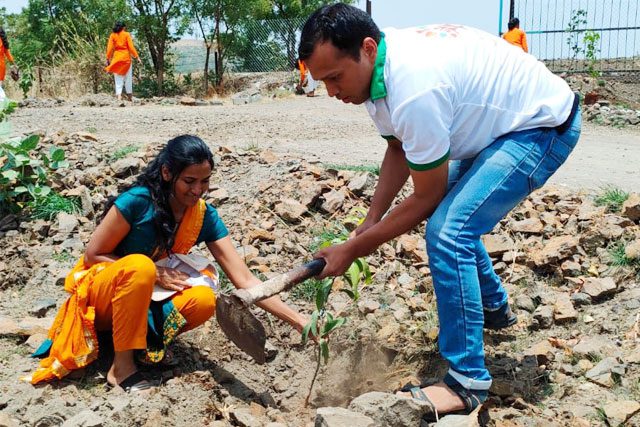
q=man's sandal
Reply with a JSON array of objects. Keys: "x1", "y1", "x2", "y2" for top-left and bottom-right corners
[
  {"x1": 106, "y1": 371, "x2": 154, "y2": 393},
  {"x1": 398, "y1": 375, "x2": 488, "y2": 423}
]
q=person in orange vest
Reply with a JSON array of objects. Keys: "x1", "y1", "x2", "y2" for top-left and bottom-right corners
[
  {"x1": 0, "y1": 27, "x2": 15, "y2": 101},
  {"x1": 105, "y1": 21, "x2": 142, "y2": 101},
  {"x1": 502, "y1": 18, "x2": 528, "y2": 53},
  {"x1": 297, "y1": 59, "x2": 318, "y2": 97}
]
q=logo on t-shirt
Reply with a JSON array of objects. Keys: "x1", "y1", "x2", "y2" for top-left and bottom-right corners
[{"x1": 415, "y1": 24, "x2": 466, "y2": 38}]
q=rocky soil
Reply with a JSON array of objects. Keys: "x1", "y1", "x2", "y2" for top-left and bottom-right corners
[{"x1": 1, "y1": 84, "x2": 640, "y2": 426}]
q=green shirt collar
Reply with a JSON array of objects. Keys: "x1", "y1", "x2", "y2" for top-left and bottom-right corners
[{"x1": 369, "y1": 33, "x2": 387, "y2": 101}]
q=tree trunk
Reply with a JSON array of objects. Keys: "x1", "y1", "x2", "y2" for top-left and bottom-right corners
[{"x1": 204, "y1": 44, "x2": 211, "y2": 94}]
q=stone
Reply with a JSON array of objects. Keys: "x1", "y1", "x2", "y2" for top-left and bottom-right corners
[
  {"x1": 321, "y1": 190, "x2": 346, "y2": 213},
  {"x1": 621, "y1": 193, "x2": 640, "y2": 221},
  {"x1": 602, "y1": 401, "x2": 640, "y2": 425},
  {"x1": 553, "y1": 294, "x2": 578, "y2": 324},
  {"x1": 524, "y1": 340, "x2": 556, "y2": 365},
  {"x1": 625, "y1": 239, "x2": 640, "y2": 260},
  {"x1": 249, "y1": 228, "x2": 275, "y2": 242},
  {"x1": 61, "y1": 410, "x2": 103, "y2": 427},
  {"x1": 179, "y1": 96, "x2": 197, "y2": 106},
  {"x1": 533, "y1": 235, "x2": 579, "y2": 266},
  {"x1": 532, "y1": 305, "x2": 554, "y2": 329},
  {"x1": 515, "y1": 294, "x2": 536, "y2": 312},
  {"x1": 348, "y1": 392, "x2": 433, "y2": 427},
  {"x1": 29, "y1": 298, "x2": 57, "y2": 318},
  {"x1": 111, "y1": 157, "x2": 141, "y2": 178},
  {"x1": 0, "y1": 315, "x2": 53, "y2": 336},
  {"x1": 25, "y1": 332, "x2": 48, "y2": 350},
  {"x1": 581, "y1": 277, "x2": 617, "y2": 300},
  {"x1": 274, "y1": 198, "x2": 307, "y2": 223},
  {"x1": 209, "y1": 188, "x2": 229, "y2": 205},
  {"x1": 432, "y1": 411, "x2": 482, "y2": 426},
  {"x1": 231, "y1": 407, "x2": 262, "y2": 427},
  {"x1": 315, "y1": 407, "x2": 375, "y2": 427},
  {"x1": 0, "y1": 413, "x2": 19, "y2": 427},
  {"x1": 238, "y1": 245, "x2": 259, "y2": 263},
  {"x1": 585, "y1": 357, "x2": 624, "y2": 388},
  {"x1": 560, "y1": 260, "x2": 582, "y2": 276},
  {"x1": 232, "y1": 91, "x2": 261, "y2": 105},
  {"x1": 482, "y1": 234, "x2": 514, "y2": 256},
  {"x1": 570, "y1": 292, "x2": 591, "y2": 306},
  {"x1": 0, "y1": 214, "x2": 19, "y2": 232},
  {"x1": 572, "y1": 336, "x2": 617, "y2": 359},
  {"x1": 259, "y1": 150, "x2": 278, "y2": 164},
  {"x1": 347, "y1": 172, "x2": 376, "y2": 196},
  {"x1": 358, "y1": 300, "x2": 380, "y2": 314},
  {"x1": 510, "y1": 217, "x2": 543, "y2": 234},
  {"x1": 57, "y1": 212, "x2": 79, "y2": 235}
]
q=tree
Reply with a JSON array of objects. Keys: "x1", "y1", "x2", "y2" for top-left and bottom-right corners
[
  {"x1": 264, "y1": 0, "x2": 355, "y2": 68},
  {"x1": 131, "y1": 0, "x2": 187, "y2": 94},
  {"x1": 188, "y1": 0, "x2": 268, "y2": 91}
]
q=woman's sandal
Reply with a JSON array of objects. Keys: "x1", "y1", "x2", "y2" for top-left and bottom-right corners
[
  {"x1": 398, "y1": 374, "x2": 488, "y2": 423},
  {"x1": 106, "y1": 371, "x2": 154, "y2": 393}
]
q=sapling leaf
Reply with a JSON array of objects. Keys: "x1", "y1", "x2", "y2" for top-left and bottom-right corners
[
  {"x1": 319, "y1": 339, "x2": 329, "y2": 364},
  {"x1": 19, "y1": 135, "x2": 39, "y2": 151},
  {"x1": 321, "y1": 316, "x2": 347, "y2": 337},
  {"x1": 302, "y1": 310, "x2": 320, "y2": 345}
]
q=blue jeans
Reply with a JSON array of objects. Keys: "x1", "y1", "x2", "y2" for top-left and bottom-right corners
[{"x1": 425, "y1": 108, "x2": 581, "y2": 390}]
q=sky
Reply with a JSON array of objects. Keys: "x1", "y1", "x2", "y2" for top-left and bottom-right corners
[{"x1": 3, "y1": 0, "x2": 505, "y2": 35}]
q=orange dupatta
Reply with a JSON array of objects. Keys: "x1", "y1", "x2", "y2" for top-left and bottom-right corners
[{"x1": 24, "y1": 199, "x2": 207, "y2": 384}]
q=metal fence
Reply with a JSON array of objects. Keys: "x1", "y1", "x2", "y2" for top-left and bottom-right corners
[
  {"x1": 175, "y1": 17, "x2": 307, "y2": 75},
  {"x1": 506, "y1": 0, "x2": 640, "y2": 79}
]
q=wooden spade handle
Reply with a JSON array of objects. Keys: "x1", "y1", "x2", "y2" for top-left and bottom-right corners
[{"x1": 233, "y1": 259, "x2": 326, "y2": 306}]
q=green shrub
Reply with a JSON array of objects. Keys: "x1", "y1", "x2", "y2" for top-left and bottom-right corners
[
  {"x1": 594, "y1": 186, "x2": 629, "y2": 213},
  {"x1": 0, "y1": 135, "x2": 69, "y2": 214},
  {"x1": 27, "y1": 192, "x2": 81, "y2": 220}
]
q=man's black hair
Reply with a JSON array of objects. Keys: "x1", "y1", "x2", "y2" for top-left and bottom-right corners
[
  {"x1": 298, "y1": 3, "x2": 381, "y2": 61},
  {"x1": 508, "y1": 18, "x2": 520, "y2": 31}
]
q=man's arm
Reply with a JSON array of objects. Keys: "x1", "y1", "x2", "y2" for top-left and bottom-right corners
[
  {"x1": 362, "y1": 138, "x2": 410, "y2": 225},
  {"x1": 316, "y1": 160, "x2": 448, "y2": 277}
]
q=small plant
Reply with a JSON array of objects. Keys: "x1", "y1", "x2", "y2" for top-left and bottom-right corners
[
  {"x1": 594, "y1": 186, "x2": 629, "y2": 213},
  {"x1": 241, "y1": 141, "x2": 260, "y2": 152},
  {"x1": 291, "y1": 277, "x2": 327, "y2": 302},
  {"x1": 301, "y1": 210, "x2": 373, "y2": 406},
  {"x1": 0, "y1": 135, "x2": 69, "y2": 214},
  {"x1": 108, "y1": 145, "x2": 139, "y2": 162},
  {"x1": 19, "y1": 68, "x2": 34, "y2": 99},
  {"x1": 324, "y1": 163, "x2": 380, "y2": 176},
  {"x1": 607, "y1": 241, "x2": 640, "y2": 277},
  {"x1": 52, "y1": 250, "x2": 74, "y2": 263},
  {"x1": 566, "y1": 9, "x2": 587, "y2": 61},
  {"x1": 583, "y1": 30, "x2": 601, "y2": 77},
  {"x1": 27, "y1": 192, "x2": 81, "y2": 221},
  {"x1": 0, "y1": 99, "x2": 17, "y2": 122}
]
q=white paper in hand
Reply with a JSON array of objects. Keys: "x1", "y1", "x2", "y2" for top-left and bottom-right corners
[{"x1": 152, "y1": 253, "x2": 219, "y2": 302}]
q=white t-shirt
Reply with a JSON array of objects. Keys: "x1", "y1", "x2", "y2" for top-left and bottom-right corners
[{"x1": 365, "y1": 24, "x2": 575, "y2": 170}]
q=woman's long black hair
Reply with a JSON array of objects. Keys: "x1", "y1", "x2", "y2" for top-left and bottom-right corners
[
  {"x1": 102, "y1": 135, "x2": 214, "y2": 255},
  {"x1": 113, "y1": 21, "x2": 126, "y2": 33},
  {"x1": 0, "y1": 28, "x2": 9, "y2": 50}
]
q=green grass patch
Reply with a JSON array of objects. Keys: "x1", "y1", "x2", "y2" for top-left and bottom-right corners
[
  {"x1": 607, "y1": 241, "x2": 640, "y2": 277},
  {"x1": 594, "y1": 186, "x2": 629, "y2": 213},
  {"x1": 27, "y1": 192, "x2": 81, "y2": 221},
  {"x1": 217, "y1": 267, "x2": 234, "y2": 293},
  {"x1": 108, "y1": 144, "x2": 139, "y2": 162},
  {"x1": 52, "y1": 250, "x2": 74, "y2": 264},
  {"x1": 290, "y1": 277, "x2": 322, "y2": 302},
  {"x1": 324, "y1": 163, "x2": 380, "y2": 176}
]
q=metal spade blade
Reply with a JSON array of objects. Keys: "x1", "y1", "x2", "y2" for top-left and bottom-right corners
[{"x1": 215, "y1": 259, "x2": 326, "y2": 364}]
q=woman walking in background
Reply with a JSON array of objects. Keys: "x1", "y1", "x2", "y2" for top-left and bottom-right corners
[
  {"x1": 105, "y1": 21, "x2": 142, "y2": 101},
  {"x1": 0, "y1": 28, "x2": 15, "y2": 101}
]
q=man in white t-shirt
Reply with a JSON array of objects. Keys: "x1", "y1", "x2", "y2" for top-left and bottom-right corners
[{"x1": 299, "y1": 3, "x2": 581, "y2": 420}]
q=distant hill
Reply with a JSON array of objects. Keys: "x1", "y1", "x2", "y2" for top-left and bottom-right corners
[{"x1": 172, "y1": 39, "x2": 209, "y2": 74}]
